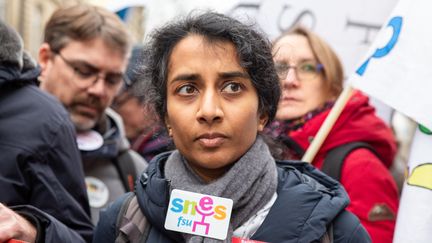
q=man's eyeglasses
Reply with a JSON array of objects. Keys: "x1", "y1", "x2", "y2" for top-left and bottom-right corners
[
  {"x1": 274, "y1": 61, "x2": 323, "y2": 81},
  {"x1": 54, "y1": 51, "x2": 127, "y2": 88}
]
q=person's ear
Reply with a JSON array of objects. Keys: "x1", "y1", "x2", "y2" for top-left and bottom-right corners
[
  {"x1": 38, "y1": 43, "x2": 53, "y2": 82},
  {"x1": 165, "y1": 116, "x2": 173, "y2": 137},
  {"x1": 38, "y1": 43, "x2": 52, "y2": 69},
  {"x1": 258, "y1": 112, "x2": 269, "y2": 132}
]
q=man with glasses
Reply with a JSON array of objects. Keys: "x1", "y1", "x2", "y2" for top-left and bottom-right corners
[{"x1": 38, "y1": 3, "x2": 147, "y2": 225}]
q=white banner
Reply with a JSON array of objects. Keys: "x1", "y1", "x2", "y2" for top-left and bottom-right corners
[
  {"x1": 349, "y1": 0, "x2": 432, "y2": 129},
  {"x1": 145, "y1": 0, "x2": 396, "y2": 76},
  {"x1": 393, "y1": 125, "x2": 432, "y2": 243}
]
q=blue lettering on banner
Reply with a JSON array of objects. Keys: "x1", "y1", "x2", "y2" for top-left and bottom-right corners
[{"x1": 356, "y1": 16, "x2": 403, "y2": 76}]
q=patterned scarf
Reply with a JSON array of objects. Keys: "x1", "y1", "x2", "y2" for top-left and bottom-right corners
[
  {"x1": 265, "y1": 101, "x2": 335, "y2": 138},
  {"x1": 164, "y1": 136, "x2": 277, "y2": 243}
]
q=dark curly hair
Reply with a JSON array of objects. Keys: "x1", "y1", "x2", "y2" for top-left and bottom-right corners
[{"x1": 139, "y1": 11, "x2": 280, "y2": 124}]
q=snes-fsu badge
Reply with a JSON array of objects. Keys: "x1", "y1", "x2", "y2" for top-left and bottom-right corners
[{"x1": 164, "y1": 189, "x2": 233, "y2": 240}]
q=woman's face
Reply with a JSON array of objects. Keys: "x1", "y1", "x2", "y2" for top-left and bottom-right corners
[
  {"x1": 273, "y1": 34, "x2": 331, "y2": 120},
  {"x1": 113, "y1": 94, "x2": 155, "y2": 141},
  {"x1": 165, "y1": 35, "x2": 268, "y2": 182}
]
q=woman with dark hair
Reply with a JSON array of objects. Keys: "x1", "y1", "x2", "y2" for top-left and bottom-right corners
[
  {"x1": 94, "y1": 12, "x2": 370, "y2": 243},
  {"x1": 267, "y1": 26, "x2": 398, "y2": 243}
]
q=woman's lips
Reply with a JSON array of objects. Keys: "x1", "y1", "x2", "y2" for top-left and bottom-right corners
[
  {"x1": 196, "y1": 133, "x2": 227, "y2": 148},
  {"x1": 282, "y1": 96, "x2": 298, "y2": 101},
  {"x1": 280, "y1": 97, "x2": 300, "y2": 105}
]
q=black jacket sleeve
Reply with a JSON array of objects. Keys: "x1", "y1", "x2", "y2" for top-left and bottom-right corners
[
  {"x1": 20, "y1": 119, "x2": 93, "y2": 242},
  {"x1": 332, "y1": 210, "x2": 372, "y2": 243},
  {"x1": 0, "y1": 81, "x2": 93, "y2": 242},
  {"x1": 14, "y1": 205, "x2": 91, "y2": 243}
]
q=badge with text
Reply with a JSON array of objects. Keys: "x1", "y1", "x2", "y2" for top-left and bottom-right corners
[{"x1": 164, "y1": 189, "x2": 233, "y2": 240}]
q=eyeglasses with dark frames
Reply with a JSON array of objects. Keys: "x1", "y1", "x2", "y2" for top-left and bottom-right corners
[{"x1": 54, "y1": 51, "x2": 128, "y2": 88}]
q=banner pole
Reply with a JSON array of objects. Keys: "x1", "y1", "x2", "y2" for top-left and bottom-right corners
[{"x1": 301, "y1": 86, "x2": 355, "y2": 163}]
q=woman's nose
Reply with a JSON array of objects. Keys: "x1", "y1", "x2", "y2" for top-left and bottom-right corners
[
  {"x1": 196, "y1": 90, "x2": 224, "y2": 124},
  {"x1": 281, "y1": 68, "x2": 300, "y2": 88}
]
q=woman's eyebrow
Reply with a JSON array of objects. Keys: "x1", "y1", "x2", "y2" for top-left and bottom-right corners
[
  {"x1": 219, "y1": 71, "x2": 249, "y2": 79},
  {"x1": 171, "y1": 73, "x2": 200, "y2": 82},
  {"x1": 296, "y1": 57, "x2": 317, "y2": 63},
  {"x1": 170, "y1": 71, "x2": 249, "y2": 83},
  {"x1": 274, "y1": 57, "x2": 317, "y2": 65}
]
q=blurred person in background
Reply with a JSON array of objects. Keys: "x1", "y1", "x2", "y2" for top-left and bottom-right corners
[
  {"x1": 266, "y1": 26, "x2": 398, "y2": 243},
  {"x1": 38, "y1": 3, "x2": 147, "y2": 225},
  {"x1": 112, "y1": 45, "x2": 173, "y2": 161},
  {"x1": 0, "y1": 19, "x2": 92, "y2": 242}
]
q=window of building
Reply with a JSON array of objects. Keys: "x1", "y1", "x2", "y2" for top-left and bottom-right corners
[{"x1": 0, "y1": 0, "x2": 5, "y2": 20}]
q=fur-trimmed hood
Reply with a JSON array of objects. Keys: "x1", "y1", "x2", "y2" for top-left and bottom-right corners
[{"x1": 0, "y1": 19, "x2": 39, "y2": 86}]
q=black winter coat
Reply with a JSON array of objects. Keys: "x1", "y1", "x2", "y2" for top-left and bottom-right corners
[
  {"x1": 0, "y1": 65, "x2": 93, "y2": 242},
  {"x1": 94, "y1": 152, "x2": 371, "y2": 243}
]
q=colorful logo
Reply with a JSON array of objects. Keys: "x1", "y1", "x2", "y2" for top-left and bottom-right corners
[{"x1": 164, "y1": 189, "x2": 233, "y2": 240}]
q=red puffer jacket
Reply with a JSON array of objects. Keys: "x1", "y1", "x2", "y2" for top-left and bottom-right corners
[{"x1": 288, "y1": 91, "x2": 399, "y2": 243}]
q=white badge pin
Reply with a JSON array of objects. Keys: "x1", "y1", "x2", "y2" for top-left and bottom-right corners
[
  {"x1": 85, "y1": 177, "x2": 109, "y2": 208},
  {"x1": 76, "y1": 130, "x2": 104, "y2": 151}
]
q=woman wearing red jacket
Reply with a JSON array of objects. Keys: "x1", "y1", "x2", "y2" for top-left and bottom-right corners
[{"x1": 266, "y1": 26, "x2": 399, "y2": 243}]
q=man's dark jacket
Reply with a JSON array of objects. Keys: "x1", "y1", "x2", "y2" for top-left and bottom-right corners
[
  {"x1": 94, "y1": 152, "x2": 371, "y2": 242},
  {"x1": 0, "y1": 62, "x2": 93, "y2": 242}
]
